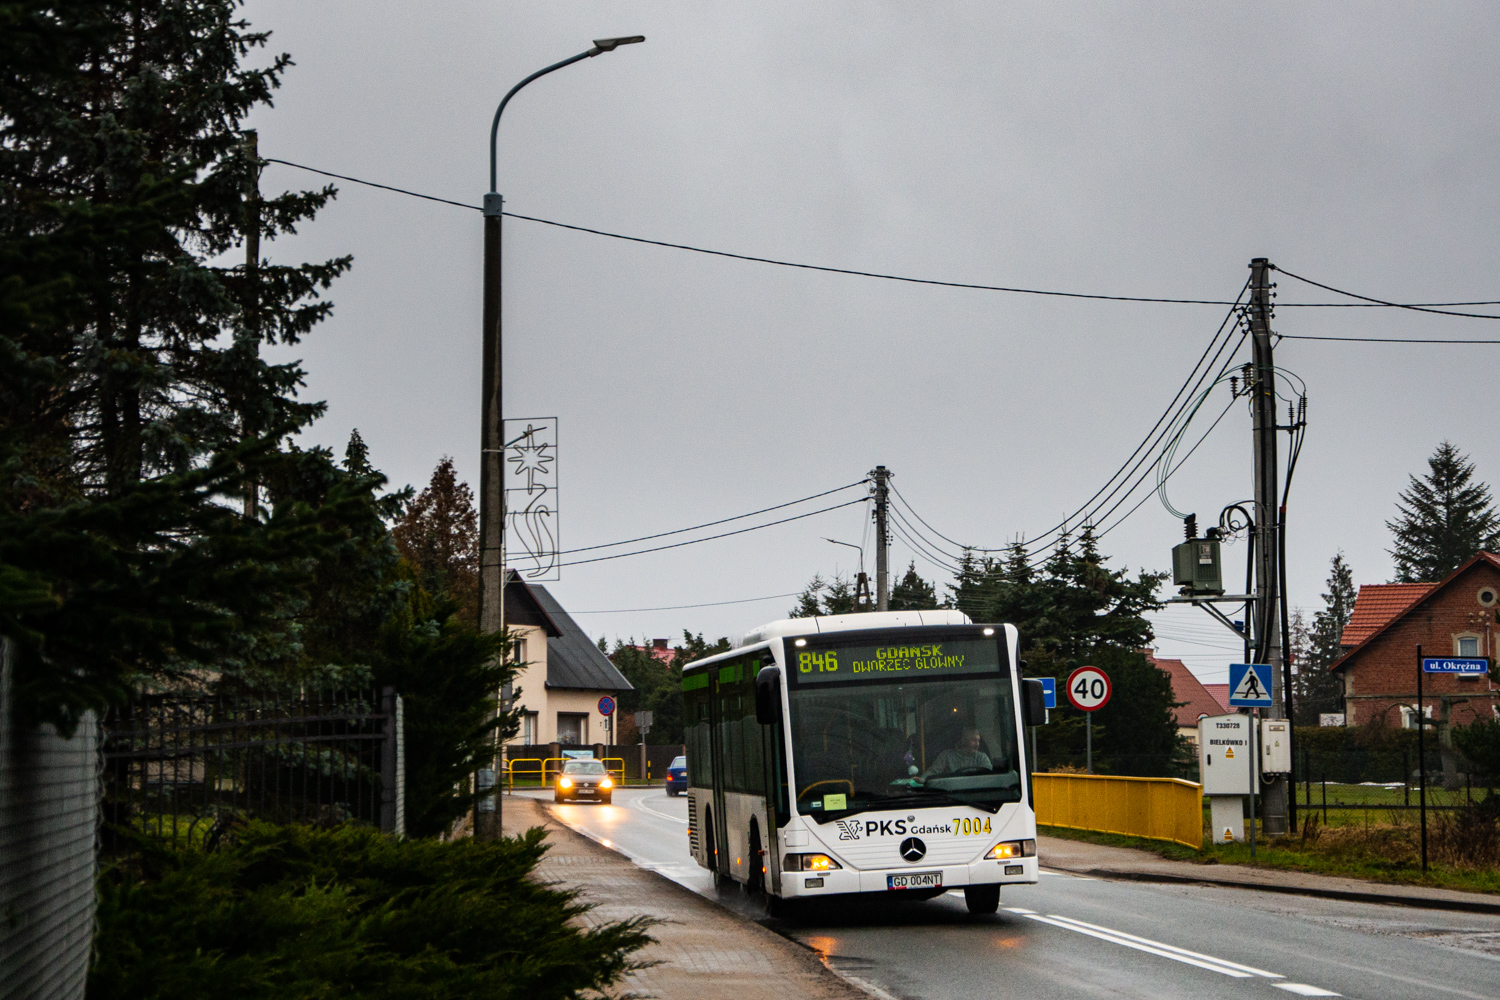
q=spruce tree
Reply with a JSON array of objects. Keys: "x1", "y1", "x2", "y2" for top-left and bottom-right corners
[
  {"x1": 1293, "y1": 553, "x2": 1355, "y2": 723},
  {"x1": 1387, "y1": 442, "x2": 1499, "y2": 582},
  {"x1": 889, "y1": 561, "x2": 938, "y2": 610},
  {"x1": 1, "y1": 2, "x2": 351, "y2": 726}
]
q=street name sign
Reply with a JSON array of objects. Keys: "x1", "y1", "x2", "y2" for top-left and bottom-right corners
[
  {"x1": 1065, "y1": 666, "x2": 1111, "y2": 712},
  {"x1": 1228, "y1": 662, "x2": 1273, "y2": 708},
  {"x1": 1422, "y1": 657, "x2": 1488, "y2": 675}
]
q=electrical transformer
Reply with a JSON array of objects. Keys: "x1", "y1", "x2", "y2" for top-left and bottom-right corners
[{"x1": 1172, "y1": 538, "x2": 1223, "y2": 594}]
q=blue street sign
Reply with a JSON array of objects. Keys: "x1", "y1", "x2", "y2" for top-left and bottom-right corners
[
  {"x1": 1038, "y1": 677, "x2": 1057, "y2": 710},
  {"x1": 1228, "y1": 662, "x2": 1273, "y2": 708},
  {"x1": 1423, "y1": 657, "x2": 1489, "y2": 675},
  {"x1": 597, "y1": 695, "x2": 616, "y2": 716}
]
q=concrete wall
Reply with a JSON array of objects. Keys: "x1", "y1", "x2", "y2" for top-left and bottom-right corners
[
  {"x1": 0, "y1": 636, "x2": 98, "y2": 1000},
  {"x1": 1342, "y1": 560, "x2": 1500, "y2": 728}
]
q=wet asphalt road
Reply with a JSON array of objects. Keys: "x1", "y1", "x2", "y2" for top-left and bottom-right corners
[{"x1": 517, "y1": 786, "x2": 1500, "y2": 1000}]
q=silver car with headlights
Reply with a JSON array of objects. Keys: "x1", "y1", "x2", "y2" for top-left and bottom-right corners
[{"x1": 554, "y1": 759, "x2": 614, "y2": 804}]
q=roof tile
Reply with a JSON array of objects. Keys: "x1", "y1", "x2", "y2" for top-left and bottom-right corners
[{"x1": 1339, "y1": 583, "x2": 1432, "y2": 647}]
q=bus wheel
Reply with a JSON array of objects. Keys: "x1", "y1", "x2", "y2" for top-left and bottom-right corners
[
  {"x1": 747, "y1": 823, "x2": 764, "y2": 896},
  {"x1": 964, "y1": 884, "x2": 1000, "y2": 915}
]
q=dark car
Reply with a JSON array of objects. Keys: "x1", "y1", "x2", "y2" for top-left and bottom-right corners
[
  {"x1": 665, "y1": 755, "x2": 687, "y2": 796},
  {"x1": 554, "y1": 759, "x2": 613, "y2": 805}
]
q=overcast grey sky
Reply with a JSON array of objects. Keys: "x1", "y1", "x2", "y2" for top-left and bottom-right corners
[{"x1": 245, "y1": 1, "x2": 1500, "y2": 681}]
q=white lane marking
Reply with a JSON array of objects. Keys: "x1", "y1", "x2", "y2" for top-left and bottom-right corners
[
  {"x1": 1004, "y1": 907, "x2": 1037, "y2": 914},
  {"x1": 1274, "y1": 986, "x2": 1341, "y2": 997},
  {"x1": 630, "y1": 792, "x2": 688, "y2": 825},
  {"x1": 1044, "y1": 914, "x2": 1283, "y2": 979},
  {"x1": 1023, "y1": 914, "x2": 1281, "y2": 979},
  {"x1": 1040, "y1": 869, "x2": 1096, "y2": 880}
]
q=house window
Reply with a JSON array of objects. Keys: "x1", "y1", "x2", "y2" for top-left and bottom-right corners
[
  {"x1": 507, "y1": 638, "x2": 526, "y2": 665},
  {"x1": 1456, "y1": 635, "x2": 1480, "y2": 657},
  {"x1": 557, "y1": 713, "x2": 589, "y2": 745},
  {"x1": 521, "y1": 712, "x2": 538, "y2": 745}
]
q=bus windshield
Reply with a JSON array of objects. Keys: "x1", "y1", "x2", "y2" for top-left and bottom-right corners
[{"x1": 786, "y1": 638, "x2": 1021, "y2": 818}]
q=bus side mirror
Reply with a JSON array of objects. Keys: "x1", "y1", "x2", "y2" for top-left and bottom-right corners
[
  {"x1": 755, "y1": 666, "x2": 782, "y2": 725},
  {"x1": 1021, "y1": 679, "x2": 1046, "y2": 727}
]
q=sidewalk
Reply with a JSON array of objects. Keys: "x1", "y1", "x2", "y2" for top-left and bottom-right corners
[
  {"x1": 500, "y1": 796, "x2": 868, "y2": 1000},
  {"x1": 1038, "y1": 834, "x2": 1500, "y2": 914}
]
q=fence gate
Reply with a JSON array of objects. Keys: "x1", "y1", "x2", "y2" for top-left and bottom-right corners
[{"x1": 103, "y1": 685, "x2": 403, "y2": 847}]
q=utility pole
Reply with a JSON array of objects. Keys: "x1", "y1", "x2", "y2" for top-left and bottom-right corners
[
  {"x1": 1248, "y1": 258, "x2": 1289, "y2": 837},
  {"x1": 242, "y1": 129, "x2": 260, "y2": 520},
  {"x1": 871, "y1": 466, "x2": 890, "y2": 611}
]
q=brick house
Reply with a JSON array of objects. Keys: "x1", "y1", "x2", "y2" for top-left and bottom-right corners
[{"x1": 1329, "y1": 552, "x2": 1500, "y2": 729}]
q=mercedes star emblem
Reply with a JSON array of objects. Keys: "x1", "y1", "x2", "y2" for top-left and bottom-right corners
[{"x1": 899, "y1": 837, "x2": 926, "y2": 862}]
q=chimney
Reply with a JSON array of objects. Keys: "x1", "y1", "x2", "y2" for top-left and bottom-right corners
[{"x1": 653, "y1": 638, "x2": 669, "y2": 650}]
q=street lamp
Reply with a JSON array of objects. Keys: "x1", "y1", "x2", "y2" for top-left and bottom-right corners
[
  {"x1": 477, "y1": 36, "x2": 644, "y2": 838},
  {"x1": 824, "y1": 538, "x2": 873, "y2": 610}
]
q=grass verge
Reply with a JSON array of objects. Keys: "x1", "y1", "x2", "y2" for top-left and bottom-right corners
[{"x1": 1039, "y1": 822, "x2": 1500, "y2": 896}]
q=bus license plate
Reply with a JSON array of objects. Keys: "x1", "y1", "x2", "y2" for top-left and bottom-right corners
[{"x1": 887, "y1": 871, "x2": 942, "y2": 890}]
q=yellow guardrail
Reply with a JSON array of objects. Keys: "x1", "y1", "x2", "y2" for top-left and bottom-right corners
[
  {"x1": 504, "y1": 757, "x2": 626, "y2": 789},
  {"x1": 1032, "y1": 773, "x2": 1202, "y2": 849}
]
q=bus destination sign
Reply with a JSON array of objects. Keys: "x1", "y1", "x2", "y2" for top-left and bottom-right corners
[{"x1": 792, "y1": 638, "x2": 1000, "y2": 685}]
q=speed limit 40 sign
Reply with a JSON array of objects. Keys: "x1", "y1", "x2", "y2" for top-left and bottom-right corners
[{"x1": 1065, "y1": 666, "x2": 1111, "y2": 712}]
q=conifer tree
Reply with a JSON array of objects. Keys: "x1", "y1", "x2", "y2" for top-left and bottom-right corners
[
  {"x1": 889, "y1": 561, "x2": 938, "y2": 610},
  {"x1": 1293, "y1": 553, "x2": 1355, "y2": 723},
  {"x1": 1387, "y1": 442, "x2": 1499, "y2": 582},
  {"x1": 1, "y1": 2, "x2": 349, "y2": 725},
  {"x1": 393, "y1": 457, "x2": 479, "y2": 625}
]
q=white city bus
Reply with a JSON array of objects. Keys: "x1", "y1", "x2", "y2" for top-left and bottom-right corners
[{"x1": 682, "y1": 610, "x2": 1047, "y2": 914}]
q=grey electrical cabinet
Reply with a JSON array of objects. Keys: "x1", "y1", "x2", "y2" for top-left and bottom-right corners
[{"x1": 1172, "y1": 538, "x2": 1223, "y2": 594}]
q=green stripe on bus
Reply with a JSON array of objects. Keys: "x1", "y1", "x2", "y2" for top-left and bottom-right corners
[
  {"x1": 682, "y1": 673, "x2": 709, "y2": 691},
  {"x1": 719, "y1": 664, "x2": 740, "y2": 684}
]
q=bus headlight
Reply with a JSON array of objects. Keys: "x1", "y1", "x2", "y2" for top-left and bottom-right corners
[
  {"x1": 558, "y1": 777, "x2": 573, "y2": 789},
  {"x1": 785, "y1": 853, "x2": 842, "y2": 872},
  {"x1": 984, "y1": 839, "x2": 1036, "y2": 860},
  {"x1": 599, "y1": 777, "x2": 613, "y2": 789}
]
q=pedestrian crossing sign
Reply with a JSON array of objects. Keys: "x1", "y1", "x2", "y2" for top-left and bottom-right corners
[{"x1": 1228, "y1": 662, "x2": 1273, "y2": 707}]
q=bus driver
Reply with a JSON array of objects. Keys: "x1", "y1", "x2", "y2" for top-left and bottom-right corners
[{"x1": 923, "y1": 727, "x2": 992, "y2": 777}]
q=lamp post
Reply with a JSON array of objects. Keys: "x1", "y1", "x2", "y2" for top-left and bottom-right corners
[
  {"x1": 477, "y1": 36, "x2": 644, "y2": 839},
  {"x1": 823, "y1": 538, "x2": 872, "y2": 610}
]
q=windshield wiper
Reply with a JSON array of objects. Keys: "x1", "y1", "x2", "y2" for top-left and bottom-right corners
[{"x1": 879, "y1": 789, "x2": 1003, "y2": 814}]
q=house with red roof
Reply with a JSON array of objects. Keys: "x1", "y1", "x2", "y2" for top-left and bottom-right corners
[
  {"x1": 1330, "y1": 553, "x2": 1500, "y2": 729},
  {"x1": 1144, "y1": 651, "x2": 1230, "y2": 746}
]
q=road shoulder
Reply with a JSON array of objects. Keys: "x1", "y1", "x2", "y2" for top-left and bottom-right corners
[
  {"x1": 1039, "y1": 834, "x2": 1500, "y2": 914},
  {"x1": 500, "y1": 796, "x2": 871, "y2": 1000}
]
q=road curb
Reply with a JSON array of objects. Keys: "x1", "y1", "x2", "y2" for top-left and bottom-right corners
[{"x1": 1047, "y1": 864, "x2": 1500, "y2": 915}]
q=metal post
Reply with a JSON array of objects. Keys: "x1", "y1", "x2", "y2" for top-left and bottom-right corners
[
  {"x1": 1417, "y1": 643, "x2": 1427, "y2": 872},
  {"x1": 871, "y1": 466, "x2": 890, "y2": 611},
  {"x1": 1248, "y1": 258, "x2": 1288, "y2": 836},
  {"x1": 1085, "y1": 712, "x2": 1092, "y2": 774},
  {"x1": 1248, "y1": 707, "x2": 1257, "y2": 857},
  {"x1": 475, "y1": 36, "x2": 644, "y2": 839}
]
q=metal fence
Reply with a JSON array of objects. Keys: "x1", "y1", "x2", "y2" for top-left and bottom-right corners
[
  {"x1": 103, "y1": 686, "x2": 403, "y2": 848},
  {"x1": 1, "y1": 636, "x2": 97, "y2": 1000}
]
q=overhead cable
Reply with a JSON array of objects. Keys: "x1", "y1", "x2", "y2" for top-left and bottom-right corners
[
  {"x1": 556, "y1": 496, "x2": 867, "y2": 566},
  {"x1": 1273, "y1": 265, "x2": 1500, "y2": 320},
  {"x1": 569, "y1": 591, "x2": 802, "y2": 614},
  {"x1": 558, "y1": 479, "x2": 868, "y2": 554}
]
